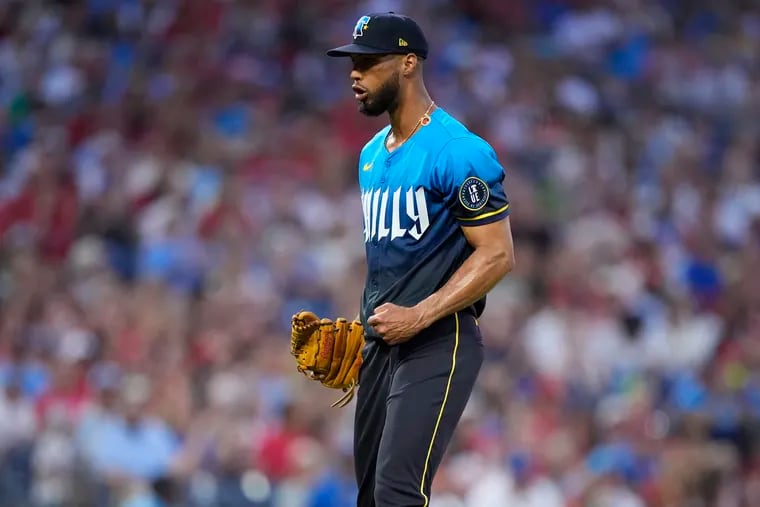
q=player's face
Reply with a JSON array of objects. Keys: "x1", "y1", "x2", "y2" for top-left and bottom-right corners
[{"x1": 350, "y1": 54, "x2": 401, "y2": 117}]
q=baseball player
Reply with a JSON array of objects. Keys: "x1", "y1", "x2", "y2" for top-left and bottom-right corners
[{"x1": 326, "y1": 11, "x2": 515, "y2": 507}]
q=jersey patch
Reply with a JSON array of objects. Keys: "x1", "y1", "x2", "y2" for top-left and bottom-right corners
[{"x1": 459, "y1": 177, "x2": 489, "y2": 211}]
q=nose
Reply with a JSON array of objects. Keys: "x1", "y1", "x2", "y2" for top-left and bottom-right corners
[{"x1": 350, "y1": 68, "x2": 361, "y2": 82}]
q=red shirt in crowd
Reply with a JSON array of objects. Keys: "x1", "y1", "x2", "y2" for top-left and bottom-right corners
[{"x1": 0, "y1": 172, "x2": 79, "y2": 264}]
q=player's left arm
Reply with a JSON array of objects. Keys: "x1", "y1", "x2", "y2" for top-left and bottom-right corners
[
  {"x1": 368, "y1": 136, "x2": 515, "y2": 344},
  {"x1": 416, "y1": 216, "x2": 514, "y2": 324},
  {"x1": 369, "y1": 218, "x2": 514, "y2": 344}
]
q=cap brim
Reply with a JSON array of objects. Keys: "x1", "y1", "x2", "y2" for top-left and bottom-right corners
[{"x1": 326, "y1": 43, "x2": 392, "y2": 57}]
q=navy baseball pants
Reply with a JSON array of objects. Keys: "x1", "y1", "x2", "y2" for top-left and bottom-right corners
[{"x1": 353, "y1": 311, "x2": 484, "y2": 507}]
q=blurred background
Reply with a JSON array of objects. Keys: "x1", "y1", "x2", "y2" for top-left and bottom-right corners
[{"x1": 0, "y1": 0, "x2": 759, "y2": 506}]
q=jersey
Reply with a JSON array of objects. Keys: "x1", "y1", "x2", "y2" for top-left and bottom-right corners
[{"x1": 357, "y1": 107, "x2": 510, "y2": 339}]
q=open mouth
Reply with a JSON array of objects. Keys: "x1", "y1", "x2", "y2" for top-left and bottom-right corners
[{"x1": 352, "y1": 85, "x2": 368, "y2": 101}]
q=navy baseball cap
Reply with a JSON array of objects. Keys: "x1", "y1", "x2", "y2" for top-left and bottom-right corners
[{"x1": 327, "y1": 12, "x2": 429, "y2": 59}]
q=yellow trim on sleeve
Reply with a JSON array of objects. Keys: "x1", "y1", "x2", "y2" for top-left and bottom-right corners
[
  {"x1": 419, "y1": 312, "x2": 460, "y2": 506},
  {"x1": 458, "y1": 203, "x2": 510, "y2": 222}
]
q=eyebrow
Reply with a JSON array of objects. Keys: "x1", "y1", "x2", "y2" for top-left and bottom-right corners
[
  {"x1": 354, "y1": 55, "x2": 381, "y2": 63},
  {"x1": 352, "y1": 54, "x2": 398, "y2": 67}
]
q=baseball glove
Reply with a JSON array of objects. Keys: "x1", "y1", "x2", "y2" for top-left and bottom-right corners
[{"x1": 290, "y1": 310, "x2": 364, "y2": 408}]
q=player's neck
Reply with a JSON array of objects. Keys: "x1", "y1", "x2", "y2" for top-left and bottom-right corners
[{"x1": 386, "y1": 87, "x2": 434, "y2": 150}]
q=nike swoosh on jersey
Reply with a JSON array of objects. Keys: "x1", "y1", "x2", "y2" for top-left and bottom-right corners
[{"x1": 363, "y1": 162, "x2": 373, "y2": 171}]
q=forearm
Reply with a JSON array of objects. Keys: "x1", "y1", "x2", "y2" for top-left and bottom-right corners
[{"x1": 414, "y1": 246, "x2": 513, "y2": 327}]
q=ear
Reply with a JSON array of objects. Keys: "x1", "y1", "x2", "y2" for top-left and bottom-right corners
[{"x1": 401, "y1": 53, "x2": 420, "y2": 77}]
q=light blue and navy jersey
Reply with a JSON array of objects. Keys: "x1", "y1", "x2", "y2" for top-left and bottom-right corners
[{"x1": 358, "y1": 107, "x2": 510, "y2": 338}]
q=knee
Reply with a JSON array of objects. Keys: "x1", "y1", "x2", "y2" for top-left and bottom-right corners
[
  {"x1": 373, "y1": 479, "x2": 392, "y2": 506},
  {"x1": 374, "y1": 476, "x2": 426, "y2": 507}
]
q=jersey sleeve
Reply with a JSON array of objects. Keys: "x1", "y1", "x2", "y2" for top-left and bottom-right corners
[{"x1": 435, "y1": 136, "x2": 511, "y2": 226}]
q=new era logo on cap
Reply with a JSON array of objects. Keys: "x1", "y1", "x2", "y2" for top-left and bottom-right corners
[{"x1": 327, "y1": 12, "x2": 429, "y2": 59}]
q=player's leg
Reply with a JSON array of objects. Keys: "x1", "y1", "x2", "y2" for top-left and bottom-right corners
[
  {"x1": 354, "y1": 339, "x2": 393, "y2": 507},
  {"x1": 373, "y1": 312, "x2": 483, "y2": 507}
]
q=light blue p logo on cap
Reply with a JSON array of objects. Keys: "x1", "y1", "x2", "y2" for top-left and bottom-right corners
[{"x1": 353, "y1": 15, "x2": 371, "y2": 38}]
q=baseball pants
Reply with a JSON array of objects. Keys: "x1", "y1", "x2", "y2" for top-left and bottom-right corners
[{"x1": 353, "y1": 311, "x2": 484, "y2": 507}]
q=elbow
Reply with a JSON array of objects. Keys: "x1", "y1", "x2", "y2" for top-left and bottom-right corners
[
  {"x1": 493, "y1": 248, "x2": 515, "y2": 278},
  {"x1": 505, "y1": 252, "x2": 516, "y2": 274}
]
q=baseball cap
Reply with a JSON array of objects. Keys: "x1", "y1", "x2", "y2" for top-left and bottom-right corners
[{"x1": 327, "y1": 12, "x2": 428, "y2": 59}]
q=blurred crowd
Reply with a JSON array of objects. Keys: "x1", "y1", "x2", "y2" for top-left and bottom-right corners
[{"x1": 1, "y1": 0, "x2": 760, "y2": 506}]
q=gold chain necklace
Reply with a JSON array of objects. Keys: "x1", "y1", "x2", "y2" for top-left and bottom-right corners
[
  {"x1": 405, "y1": 100, "x2": 435, "y2": 141},
  {"x1": 389, "y1": 101, "x2": 436, "y2": 148}
]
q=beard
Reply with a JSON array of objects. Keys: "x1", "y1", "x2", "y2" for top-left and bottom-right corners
[{"x1": 359, "y1": 72, "x2": 400, "y2": 117}]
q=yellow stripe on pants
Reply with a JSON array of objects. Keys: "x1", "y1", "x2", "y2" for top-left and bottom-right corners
[{"x1": 419, "y1": 312, "x2": 459, "y2": 506}]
